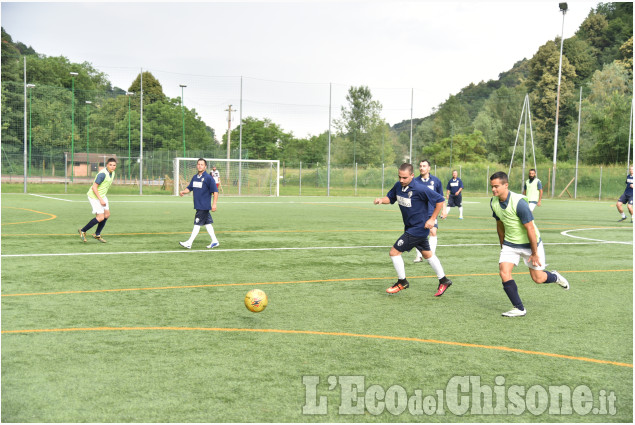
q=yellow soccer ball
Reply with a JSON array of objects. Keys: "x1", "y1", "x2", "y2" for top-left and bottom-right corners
[{"x1": 245, "y1": 289, "x2": 268, "y2": 313}]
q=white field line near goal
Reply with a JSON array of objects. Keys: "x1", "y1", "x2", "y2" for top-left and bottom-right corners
[
  {"x1": 560, "y1": 228, "x2": 634, "y2": 245},
  {"x1": 0, "y1": 241, "x2": 622, "y2": 258}
]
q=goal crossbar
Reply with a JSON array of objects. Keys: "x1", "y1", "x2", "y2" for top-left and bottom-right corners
[{"x1": 173, "y1": 157, "x2": 280, "y2": 197}]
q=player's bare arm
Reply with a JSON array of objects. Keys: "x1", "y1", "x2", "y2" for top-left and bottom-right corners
[
  {"x1": 496, "y1": 220, "x2": 505, "y2": 247},
  {"x1": 374, "y1": 196, "x2": 390, "y2": 205},
  {"x1": 426, "y1": 201, "x2": 444, "y2": 229},
  {"x1": 180, "y1": 188, "x2": 190, "y2": 197},
  {"x1": 211, "y1": 191, "x2": 218, "y2": 212},
  {"x1": 523, "y1": 221, "x2": 541, "y2": 267},
  {"x1": 92, "y1": 183, "x2": 105, "y2": 206}
]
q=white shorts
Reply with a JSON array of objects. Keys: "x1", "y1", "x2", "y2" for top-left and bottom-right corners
[
  {"x1": 499, "y1": 242, "x2": 546, "y2": 271},
  {"x1": 88, "y1": 196, "x2": 109, "y2": 215},
  {"x1": 528, "y1": 202, "x2": 537, "y2": 212}
]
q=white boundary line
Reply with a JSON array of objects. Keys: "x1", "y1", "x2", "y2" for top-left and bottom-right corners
[
  {"x1": 29, "y1": 194, "x2": 74, "y2": 202},
  {"x1": 0, "y1": 241, "x2": 622, "y2": 258},
  {"x1": 560, "y1": 228, "x2": 633, "y2": 245}
]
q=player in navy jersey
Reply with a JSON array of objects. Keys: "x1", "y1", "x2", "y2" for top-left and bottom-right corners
[
  {"x1": 179, "y1": 158, "x2": 219, "y2": 249},
  {"x1": 413, "y1": 159, "x2": 445, "y2": 262},
  {"x1": 374, "y1": 163, "x2": 453, "y2": 296},
  {"x1": 616, "y1": 165, "x2": 633, "y2": 222},
  {"x1": 445, "y1": 170, "x2": 464, "y2": 219}
]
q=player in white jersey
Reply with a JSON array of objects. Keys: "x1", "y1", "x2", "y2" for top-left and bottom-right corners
[{"x1": 211, "y1": 166, "x2": 223, "y2": 194}]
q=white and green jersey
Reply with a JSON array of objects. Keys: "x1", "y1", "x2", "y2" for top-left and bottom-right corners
[
  {"x1": 491, "y1": 191, "x2": 540, "y2": 248},
  {"x1": 87, "y1": 169, "x2": 115, "y2": 199},
  {"x1": 523, "y1": 178, "x2": 542, "y2": 203}
]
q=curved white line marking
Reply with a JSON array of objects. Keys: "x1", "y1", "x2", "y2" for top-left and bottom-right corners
[{"x1": 560, "y1": 228, "x2": 633, "y2": 245}]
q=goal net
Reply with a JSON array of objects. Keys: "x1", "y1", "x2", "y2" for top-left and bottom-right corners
[{"x1": 173, "y1": 158, "x2": 280, "y2": 196}]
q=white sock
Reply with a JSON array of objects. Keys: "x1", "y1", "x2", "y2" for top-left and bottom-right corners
[
  {"x1": 429, "y1": 236, "x2": 438, "y2": 254},
  {"x1": 186, "y1": 225, "x2": 200, "y2": 244},
  {"x1": 459, "y1": 207, "x2": 463, "y2": 218},
  {"x1": 426, "y1": 255, "x2": 445, "y2": 279},
  {"x1": 205, "y1": 224, "x2": 218, "y2": 243},
  {"x1": 391, "y1": 255, "x2": 406, "y2": 280},
  {"x1": 622, "y1": 213, "x2": 627, "y2": 218},
  {"x1": 414, "y1": 248, "x2": 423, "y2": 260},
  {"x1": 446, "y1": 207, "x2": 452, "y2": 216}
]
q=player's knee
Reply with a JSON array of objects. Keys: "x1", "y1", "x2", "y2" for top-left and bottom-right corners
[{"x1": 389, "y1": 247, "x2": 401, "y2": 257}]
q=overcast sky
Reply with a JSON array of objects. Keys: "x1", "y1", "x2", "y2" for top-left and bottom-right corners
[{"x1": 2, "y1": 0, "x2": 598, "y2": 138}]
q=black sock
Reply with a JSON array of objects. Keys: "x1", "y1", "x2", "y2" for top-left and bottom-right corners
[
  {"x1": 502, "y1": 280, "x2": 524, "y2": 311},
  {"x1": 95, "y1": 218, "x2": 108, "y2": 236},
  {"x1": 81, "y1": 218, "x2": 99, "y2": 232},
  {"x1": 543, "y1": 271, "x2": 557, "y2": 284}
]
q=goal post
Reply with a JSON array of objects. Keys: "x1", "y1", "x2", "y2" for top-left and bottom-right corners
[{"x1": 173, "y1": 158, "x2": 280, "y2": 196}]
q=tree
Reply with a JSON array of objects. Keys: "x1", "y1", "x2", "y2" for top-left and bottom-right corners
[
  {"x1": 526, "y1": 39, "x2": 577, "y2": 159},
  {"x1": 578, "y1": 62, "x2": 632, "y2": 164},
  {"x1": 420, "y1": 131, "x2": 488, "y2": 165},
  {"x1": 334, "y1": 86, "x2": 391, "y2": 165},
  {"x1": 223, "y1": 117, "x2": 292, "y2": 160}
]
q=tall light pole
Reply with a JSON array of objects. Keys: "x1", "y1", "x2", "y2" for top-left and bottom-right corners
[
  {"x1": 551, "y1": 2, "x2": 568, "y2": 197},
  {"x1": 85, "y1": 100, "x2": 91, "y2": 176},
  {"x1": 179, "y1": 84, "x2": 187, "y2": 157},
  {"x1": 126, "y1": 92, "x2": 135, "y2": 181},
  {"x1": 70, "y1": 71, "x2": 78, "y2": 182},
  {"x1": 26, "y1": 84, "x2": 35, "y2": 177}
]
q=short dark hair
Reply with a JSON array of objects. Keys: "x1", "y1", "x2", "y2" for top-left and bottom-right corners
[
  {"x1": 529, "y1": 168, "x2": 536, "y2": 173},
  {"x1": 107, "y1": 158, "x2": 117, "y2": 164},
  {"x1": 197, "y1": 158, "x2": 207, "y2": 166},
  {"x1": 490, "y1": 171, "x2": 508, "y2": 183},
  {"x1": 419, "y1": 159, "x2": 431, "y2": 167},
  {"x1": 399, "y1": 163, "x2": 414, "y2": 174}
]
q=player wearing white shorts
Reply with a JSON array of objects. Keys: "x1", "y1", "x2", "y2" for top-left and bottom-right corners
[
  {"x1": 78, "y1": 158, "x2": 117, "y2": 243},
  {"x1": 490, "y1": 171, "x2": 569, "y2": 317}
]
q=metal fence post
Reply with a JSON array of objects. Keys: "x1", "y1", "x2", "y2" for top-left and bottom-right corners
[{"x1": 299, "y1": 161, "x2": 302, "y2": 196}]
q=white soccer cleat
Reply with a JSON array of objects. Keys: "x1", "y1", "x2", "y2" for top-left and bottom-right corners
[
  {"x1": 207, "y1": 242, "x2": 219, "y2": 249},
  {"x1": 413, "y1": 256, "x2": 423, "y2": 263},
  {"x1": 502, "y1": 308, "x2": 527, "y2": 317},
  {"x1": 552, "y1": 271, "x2": 569, "y2": 290},
  {"x1": 179, "y1": 241, "x2": 191, "y2": 249}
]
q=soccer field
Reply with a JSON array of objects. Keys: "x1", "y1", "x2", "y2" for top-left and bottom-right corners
[{"x1": 1, "y1": 193, "x2": 633, "y2": 422}]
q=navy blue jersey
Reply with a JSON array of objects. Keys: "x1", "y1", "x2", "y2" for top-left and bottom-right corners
[
  {"x1": 187, "y1": 171, "x2": 218, "y2": 211},
  {"x1": 446, "y1": 177, "x2": 464, "y2": 195},
  {"x1": 625, "y1": 173, "x2": 633, "y2": 196},
  {"x1": 416, "y1": 174, "x2": 444, "y2": 219},
  {"x1": 387, "y1": 178, "x2": 444, "y2": 237}
]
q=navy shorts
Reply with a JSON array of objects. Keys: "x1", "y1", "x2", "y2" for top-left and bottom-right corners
[
  {"x1": 194, "y1": 209, "x2": 213, "y2": 226},
  {"x1": 393, "y1": 232, "x2": 431, "y2": 253},
  {"x1": 448, "y1": 194, "x2": 462, "y2": 207},
  {"x1": 618, "y1": 192, "x2": 633, "y2": 205}
]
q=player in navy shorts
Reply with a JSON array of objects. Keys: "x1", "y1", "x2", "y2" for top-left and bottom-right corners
[
  {"x1": 616, "y1": 165, "x2": 633, "y2": 222},
  {"x1": 445, "y1": 170, "x2": 464, "y2": 219},
  {"x1": 374, "y1": 163, "x2": 453, "y2": 297}
]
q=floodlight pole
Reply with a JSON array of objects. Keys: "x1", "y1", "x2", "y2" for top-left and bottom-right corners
[
  {"x1": 23, "y1": 57, "x2": 27, "y2": 193},
  {"x1": 574, "y1": 87, "x2": 582, "y2": 198},
  {"x1": 551, "y1": 3, "x2": 568, "y2": 197}
]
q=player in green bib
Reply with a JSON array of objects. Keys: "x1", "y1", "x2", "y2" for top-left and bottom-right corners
[
  {"x1": 78, "y1": 158, "x2": 117, "y2": 243},
  {"x1": 490, "y1": 171, "x2": 569, "y2": 317},
  {"x1": 522, "y1": 169, "x2": 543, "y2": 212}
]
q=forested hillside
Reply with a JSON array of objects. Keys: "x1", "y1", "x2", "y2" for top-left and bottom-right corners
[{"x1": 1, "y1": 2, "x2": 632, "y2": 166}]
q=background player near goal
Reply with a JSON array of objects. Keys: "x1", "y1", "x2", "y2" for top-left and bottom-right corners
[
  {"x1": 211, "y1": 166, "x2": 224, "y2": 194},
  {"x1": 173, "y1": 158, "x2": 280, "y2": 196}
]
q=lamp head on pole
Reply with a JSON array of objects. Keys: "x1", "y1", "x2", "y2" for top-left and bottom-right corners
[
  {"x1": 85, "y1": 101, "x2": 92, "y2": 105},
  {"x1": 26, "y1": 84, "x2": 35, "y2": 89},
  {"x1": 559, "y1": 2, "x2": 568, "y2": 13},
  {"x1": 126, "y1": 91, "x2": 135, "y2": 96},
  {"x1": 70, "y1": 72, "x2": 78, "y2": 77},
  {"x1": 179, "y1": 84, "x2": 187, "y2": 88}
]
